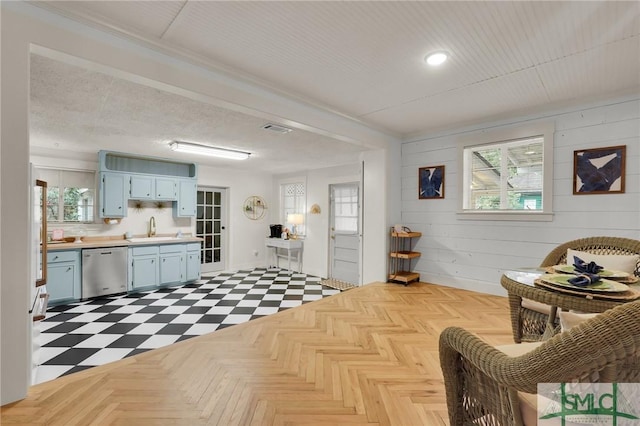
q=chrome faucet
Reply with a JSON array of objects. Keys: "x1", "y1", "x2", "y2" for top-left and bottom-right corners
[{"x1": 149, "y1": 216, "x2": 156, "y2": 237}]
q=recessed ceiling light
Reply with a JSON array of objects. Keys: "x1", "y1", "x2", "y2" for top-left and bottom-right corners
[
  {"x1": 169, "y1": 141, "x2": 250, "y2": 160},
  {"x1": 424, "y1": 51, "x2": 449, "y2": 66}
]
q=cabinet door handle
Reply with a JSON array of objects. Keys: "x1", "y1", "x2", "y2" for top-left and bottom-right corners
[
  {"x1": 151, "y1": 259, "x2": 154, "y2": 263},
  {"x1": 66, "y1": 267, "x2": 72, "y2": 272},
  {"x1": 118, "y1": 206, "x2": 122, "y2": 209},
  {"x1": 163, "y1": 258, "x2": 166, "y2": 262}
]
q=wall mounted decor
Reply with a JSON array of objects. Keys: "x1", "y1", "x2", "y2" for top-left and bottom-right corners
[
  {"x1": 573, "y1": 145, "x2": 626, "y2": 195},
  {"x1": 309, "y1": 203, "x2": 321, "y2": 214},
  {"x1": 243, "y1": 196, "x2": 267, "y2": 220},
  {"x1": 133, "y1": 200, "x2": 145, "y2": 212},
  {"x1": 419, "y1": 165, "x2": 445, "y2": 199}
]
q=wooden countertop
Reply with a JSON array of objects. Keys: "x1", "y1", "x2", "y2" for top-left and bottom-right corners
[{"x1": 47, "y1": 235, "x2": 202, "y2": 251}]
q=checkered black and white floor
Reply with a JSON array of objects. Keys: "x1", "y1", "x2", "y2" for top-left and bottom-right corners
[{"x1": 34, "y1": 269, "x2": 340, "y2": 385}]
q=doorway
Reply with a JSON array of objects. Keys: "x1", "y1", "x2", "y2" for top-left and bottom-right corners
[
  {"x1": 196, "y1": 187, "x2": 226, "y2": 273},
  {"x1": 328, "y1": 182, "x2": 361, "y2": 286}
]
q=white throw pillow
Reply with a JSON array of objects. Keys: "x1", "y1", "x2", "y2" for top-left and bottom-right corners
[
  {"x1": 559, "y1": 310, "x2": 599, "y2": 332},
  {"x1": 567, "y1": 249, "x2": 639, "y2": 274}
]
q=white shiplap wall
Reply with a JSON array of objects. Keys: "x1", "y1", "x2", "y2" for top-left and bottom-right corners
[{"x1": 401, "y1": 96, "x2": 640, "y2": 295}]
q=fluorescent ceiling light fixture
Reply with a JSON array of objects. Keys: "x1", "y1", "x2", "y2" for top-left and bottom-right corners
[
  {"x1": 169, "y1": 141, "x2": 250, "y2": 160},
  {"x1": 424, "y1": 51, "x2": 449, "y2": 66}
]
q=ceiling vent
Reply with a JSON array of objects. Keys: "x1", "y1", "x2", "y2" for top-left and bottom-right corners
[{"x1": 262, "y1": 123, "x2": 293, "y2": 134}]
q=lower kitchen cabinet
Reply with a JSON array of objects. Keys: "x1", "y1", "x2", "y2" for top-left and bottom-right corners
[
  {"x1": 129, "y1": 246, "x2": 159, "y2": 291},
  {"x1": 48, "y1": 242, "x2": 201, "y2": 305},
  {"x1": 130, "y1": 243, "x2": 200, "y2": 291},
  {"x1": 47, "y1": 250, "x2": 81, "y2": 304},
  {"x1": 159, "y1": 244, "x2": 186, "y2": 285},
  {"x1": 186, "y1": 243, "x2": 201, "y2": 281}
]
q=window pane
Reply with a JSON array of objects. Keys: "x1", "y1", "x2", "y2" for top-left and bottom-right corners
[
  {"x1": 63, "y1": 188, "x2": 94, "y2": 222},
  {"x1": 472, "y1": 192, "x2": 500, "y2": 210},
  {"x1": 333, "y1": 185, "x2": 358, "y2": 232},
  {"x1": 39, "y1": 169, "x2": 95, "y2": 223},
  {"x1": 281, "y1": 182, "x2": 306, "y2": 234},
  {"x1": 470, "y1": 148, "x2": 501, "y2": 192},
  {"x1": 46, "y1": 187, "x2": 59, "y2": 221},
  {"x1": 465, "y1": 137, "x2": 543, "y2": 211}
]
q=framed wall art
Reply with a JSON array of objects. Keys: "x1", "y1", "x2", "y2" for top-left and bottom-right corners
[
  {"x1": 573, "y1": 145, "x2": 626, "y2": 195},
  {"x1": 419, "y1": 165, "x2": 445, "y2": 199}
]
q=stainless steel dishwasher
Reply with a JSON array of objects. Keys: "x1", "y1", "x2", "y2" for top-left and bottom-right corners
[{"x1": 82, "y1": 247, "x2": 128, "y2": 298}]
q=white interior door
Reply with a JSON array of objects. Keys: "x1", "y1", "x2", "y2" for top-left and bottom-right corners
[
  {"x1": 196, "y1": 187, "x2": 226, "y2": 273},
  {"x1": 329, "y1": 183, "x2": 360, "y2": 285}
]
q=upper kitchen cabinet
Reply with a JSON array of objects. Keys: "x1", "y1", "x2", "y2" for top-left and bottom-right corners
[
  {"x1": 174, "y1": 179, "x2": 197, "y2": 217},
  {"x1": 129, "y1": 175, "x2": 154, "y2": 200},
  {"x1": 98, "y1": 151, "x2": 197, "y2": 218},
  {"x1": 100, "y1": 172, "x2": 127, "y2": 218},
  {"x1": 130, "y1": 175, "x2": 177, "y2": 201},
  {"x1": 154, "y1": 177, "x2": 177, "y2": 200}
]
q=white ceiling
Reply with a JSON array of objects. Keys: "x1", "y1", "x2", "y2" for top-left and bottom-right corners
[
  {"x1": 30, "y1": 1, "x2": 640, "y2": 173},
  {"x1": 29, "y1": 54, "x2": 366, "y2": 174}
]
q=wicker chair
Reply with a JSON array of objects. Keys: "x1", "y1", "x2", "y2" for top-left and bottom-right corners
[
  {"x1": 512, "y1": 236, "x2": 640, "y2": 343},
  {"x1": 440, "y1": 300, "x2": 640, "y2": 426}
]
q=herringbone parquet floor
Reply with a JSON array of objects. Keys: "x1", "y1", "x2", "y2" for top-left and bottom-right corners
[{"x1": 1, "y1": 282, "x2": 513, "y2": 425}]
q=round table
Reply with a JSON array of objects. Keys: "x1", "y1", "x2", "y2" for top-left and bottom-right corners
[{"x1": 501, "y1": 270, "x2": 632, "y2": 341}]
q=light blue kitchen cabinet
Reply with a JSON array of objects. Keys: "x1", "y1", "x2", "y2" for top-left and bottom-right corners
[
  {"x1": 186, "y1": 243, "x2": 201, "y2": 281},
  {"x1": 47, "y1": 250, "x2": 81, "y2": 305},
  {"x1": 100, "y1": 172, "x2": 128, "y2": 218},
  {"x1": 159, "y1": 244, "x2": 186, "y2": 285},
  {"x1": 155, "y1": 177, "x2": 177, "y2": 200},
  {"x1": 99, "y1": 151, "x2": 197, "y2": 217},
  {"x1": 129, "y1": 246, "x2": 159, "y2": 291},
  {"x1": 174, "y1": 179, "x2": 197, "y2": 217},
  {"x1": 129, "y1": 175, "x2": 154, "y2": 200},
  {"x1": 131, "y1": 176, "x2": 178, "y2": 201}
]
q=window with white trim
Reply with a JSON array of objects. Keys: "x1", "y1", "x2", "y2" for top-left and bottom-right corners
[
  {"x1": 37, "y1": 169, "x2": 96, "y2": 223},
  {"x1": 281, "y1": 182, "x2": 306, "y2": 235},
  {"x1": 332, "y1": 184, "x2": 358, "y2": 233},
  {"x1": 458, "y1": 123, "x2": 554, "y2": 221}
]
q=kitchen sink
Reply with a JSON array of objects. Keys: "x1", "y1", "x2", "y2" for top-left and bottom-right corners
[{"x1": 127, "y1": 236, "x2": 181, "y2": 243}]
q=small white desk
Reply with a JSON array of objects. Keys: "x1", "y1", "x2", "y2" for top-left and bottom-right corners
[{"x1": 265, "y1": 238, "x2": 303, "y2": 273}]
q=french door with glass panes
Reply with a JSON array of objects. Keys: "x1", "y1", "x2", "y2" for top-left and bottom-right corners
[{"x1": 196, "y1": 187, "x2": 226, "y2": 273}]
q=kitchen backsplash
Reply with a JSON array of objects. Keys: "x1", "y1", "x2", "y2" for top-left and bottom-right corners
[{"x1": 49, "y1": 201, "x2": 193, "y2": 239}]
